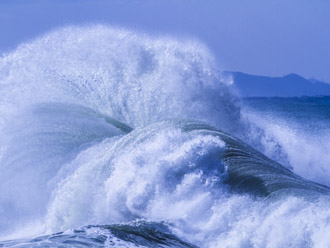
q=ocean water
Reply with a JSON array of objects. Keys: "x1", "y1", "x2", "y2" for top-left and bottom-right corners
[
  {"x1": 243, "y1": 96, "x2": 330, "y2": 186},
  {"x1": 0, "y1": 25, "x2": 330, "y2": 248}
]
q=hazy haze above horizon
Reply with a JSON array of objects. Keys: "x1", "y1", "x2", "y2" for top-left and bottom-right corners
[{"x1": 0, "y1": 0, "x2": 329, "y2": 82}]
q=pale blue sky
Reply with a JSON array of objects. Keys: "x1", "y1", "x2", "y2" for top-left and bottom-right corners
[{"x1": 0, "y1": 0, "x2": 329, "y2": 81}]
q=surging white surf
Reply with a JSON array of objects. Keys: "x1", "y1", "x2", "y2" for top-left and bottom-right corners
[
  {"x1": 0, "y1": 25, "x2": 330, "y2": 248},
  {"x1": 0, "y1": 25, "x2": 240, "y2": 238}
]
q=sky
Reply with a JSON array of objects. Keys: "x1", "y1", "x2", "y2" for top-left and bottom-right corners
[{"x1": 0, "y1": 0, "x2": 329, "y2": 82}]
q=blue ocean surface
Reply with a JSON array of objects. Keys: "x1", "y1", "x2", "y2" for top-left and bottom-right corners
[
  {"x1": 0, "y1": 25, "x2": 330, "y2": 247},
  {"x1": 245, "y1": 96, "x2": 330, "y2": 130}
]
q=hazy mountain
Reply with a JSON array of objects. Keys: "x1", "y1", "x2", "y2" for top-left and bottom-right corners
[{"x1": 225, "y1": 71, "x2": 330, "y2": 97}]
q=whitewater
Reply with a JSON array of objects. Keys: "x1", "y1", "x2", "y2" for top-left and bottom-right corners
[{"x1": 0, "y1": 25, "x2": 330, "y2": 247}]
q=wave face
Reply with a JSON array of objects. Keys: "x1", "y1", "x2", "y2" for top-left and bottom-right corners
[{"x1": 1, "y1": 25, "x2": 330, "y2": 247}]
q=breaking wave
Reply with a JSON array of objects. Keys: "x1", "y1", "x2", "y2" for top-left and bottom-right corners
[{"x1": 0, "y1": 25, "x2": 330, "y2": 247}]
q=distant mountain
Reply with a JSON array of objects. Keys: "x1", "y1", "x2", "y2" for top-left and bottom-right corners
[{"x1": 224, "y1": 71, "x2": 330, "y2": 97}]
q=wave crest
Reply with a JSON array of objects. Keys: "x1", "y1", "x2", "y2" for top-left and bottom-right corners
[{"x1": 0, "y1": 25, "x2": 240, "y2": 132}]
